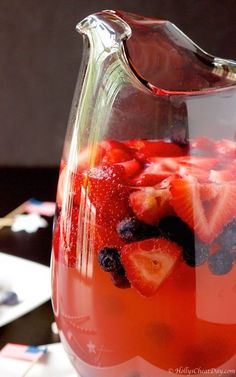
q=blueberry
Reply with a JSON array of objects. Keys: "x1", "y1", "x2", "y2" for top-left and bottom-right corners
[
  {"x1": 98, "y1": 247, "x2": 122, "y2": 272},
  {"x1": 183, "y1": 240, "x2": 209, "y2": 267},
  {"x1": 231, "y1": 250, "x2": 236, "y2": 261},
  {"x1": 208, "y1": 250, "x2": 233, "y2": 275},
  {"x1": 182, "y1": 244, "x2": 196, "y2": 267},
  {"x1": 194, "y1": 242, "x2": 209, "y2": 266},
  {"x1": 111, "y1": 268, "x2": 131, "y2": 289},
  {"x1": 158, "y1": 217, "x2": 209, "y2": 267},
  {"x1": 158, "y1": 216, "x2": 203, "y2": 267},
  {"x1": 117, "y1": 217, "x2": 157, "y2": 242},
  {"x1": 217, "y1": 221, "x2": 236, "y2": 251},
  {"x1": 158, "y1": 216, "x2": 194, "y2": 246}
]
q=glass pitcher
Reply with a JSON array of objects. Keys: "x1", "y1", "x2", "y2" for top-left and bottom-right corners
[{"x1": 51, "y1": 10, "x2": 236, "y2": 377}]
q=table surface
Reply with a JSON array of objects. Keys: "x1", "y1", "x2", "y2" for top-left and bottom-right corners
[{"x1": 0, "y1": 167, "x2": 60, "y2": 348}]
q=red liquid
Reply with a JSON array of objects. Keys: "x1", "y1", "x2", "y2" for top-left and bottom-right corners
[{"x1": 52, "y1": 138, "x2": 236, "y2": 377}]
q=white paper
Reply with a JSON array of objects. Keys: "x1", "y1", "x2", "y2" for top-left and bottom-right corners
[
  {"x1": 0, "y1": 252, "x2": 51, "y2": 327},
  {"x1": 0, "y1": 343, "x2": 76, "y2": 377},
  {"x1": 26, "y1": 343, "x2": 76, "y2": 377}
]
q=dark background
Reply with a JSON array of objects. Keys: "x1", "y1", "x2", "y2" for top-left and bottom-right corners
[{"x1": 1, "y1": 0, "x2": 236, "y2": 167}]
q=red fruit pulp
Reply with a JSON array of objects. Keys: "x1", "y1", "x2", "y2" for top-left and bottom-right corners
[{"x1": 52, "y1": 138, "x2": 236, "y2": 376}]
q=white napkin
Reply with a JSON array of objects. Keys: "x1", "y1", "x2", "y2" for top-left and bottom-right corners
[{"x1": 0, "y1": 343, "x2": 76, "y2": 377}]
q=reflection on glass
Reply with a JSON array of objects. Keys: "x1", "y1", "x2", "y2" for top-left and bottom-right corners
[{"x1": 51, "y1": 10, "x2": 236, "y2": 377}]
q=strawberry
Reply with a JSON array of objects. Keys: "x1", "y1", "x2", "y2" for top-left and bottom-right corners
[
  {"x1": 117, "y1": 159, "x2": 142, "y2": 179},
  {"x1": 53, "y1": 208, "x2": 79, "y2": 267},
  {"x1": 130, "y1": 164, "x2": 172, "y2": 186},
  {"x1": 101, "y1": 140, "x2": 133, "y2": 164},
  {"x1": 52, "y1": 217, "x2": 61, "y2": 261},
  {"x1": 124, "y1": 139, "x2": 147, "y2": 150},
  {"x1": 199, "y1": 183, "x2": 220, "y2": 201},
  {"x1": 209, "y1": 169, "x2": 236, "y2": 183},
  {"x1": 85, "y1": 165, "x2": 131, "y2": 226},
  {"x1": 178, "y1": 165, "x2": 209, "y2": 182},
  {"x1": 228, "y1": 160, "x2": 236, "y2": 173},
  {"x1": 76, "y1": 144, "x2": 105, "y2": 172},
  {"x1": 170, "y1": 177, "x2": 236, "y2": 243},
  {"x1": 72, "y1": 172, "x2": 84, "y2": 206},
  {"x1": 129, "y1": 187, "x2": 173, "y2": 225},
  {"x1": 94, "y1": 224, "x2": 126, "y2": 253},
  {"x1": 215, "y1": 139, "x2": 236, "y2": 158},
  {"x1": 179, "y1": 156, "x2": 218, "y2": 170},
  {"x1": 146, "y1": 157, "x2": 180, "y2": 172},
  {"x1": 133, "y1": 140, "x2": 186, "y2": 161},
  {"x1": 57, "y1": 166, "x2": 83, "y2": 208},
  {"x1": 56, "y1": 166, "x2": 67, "y2": 207},
  {"x1": 121, "y1": 238, "x2": 181, "y2": 297},
  {"x1": 191, "y1": 137, "x2": 216, "y2": 153}
]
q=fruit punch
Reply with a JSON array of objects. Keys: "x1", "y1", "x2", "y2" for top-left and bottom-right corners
[{"x1": 52, "y1": 138, "x2": 236, "y2": 376}]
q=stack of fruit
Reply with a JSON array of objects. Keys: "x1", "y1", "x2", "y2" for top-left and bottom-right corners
[{"x1": 54, "y1": 137, "x2": 236, "y2": 297}]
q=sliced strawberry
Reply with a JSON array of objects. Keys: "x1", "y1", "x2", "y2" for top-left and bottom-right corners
[
  {"x1": 121, "y1": 238, "x2": 181, "y2": 297},
  {"x1": 170, "y1": 177, "x2": 236, "y2": 243},
  {"x1": 101, "y1": 140, "x2": 133, "y2": 164},
  {"x1": 209, "y1": 169, "x2": 236, "y2": 183},
  {"x1": 146, "y1": 157, "x2": 180, "y2": 171},
  {"x1": 85, "y1": 165, "x2": 131, "y2": 226},
  {"x1": 131, "y1": 164, "x2": 172, "y2": 186},
  {"x1": 94, "y1": 224, "x2": 126, "y2": 253},
  {"x1": 72, "y1": 172, "x2": 84, "y2": 206},
  {"x1": 117, "y1": 159, "x2": 142, "y2": 179},
  {"x1": 133, "y1": 140, "x2": 185, "y2": 161},
  {"x1": 57, "y1": 207, "x2": 79, "y2": 267},
  {"x1": 129, "y1": 187, "x2": 173, "y2": 225},
  {"x1": 180, "y1": 156, "x2": 218, "y2": 170},
  {"x1": 170, "y1": 177, "x2": 209, "y2": 241},
  {"x1": 77, "y1": 144, "x2": 105, "y2": 172},
  {"x1": 191, "y1": 137, "x2": 216, "y2": 153},
  {"x1": 206, "y1": 184, "x2": 236, "y2": 242},
  {"x1": 199, "y1": 183, "x2": 220, "y2": 201},
  {"x1": 215, "y1": 139, "x2": 236, "y2": 158},
  {"x1": 124, "y1": 139, "x2": 147, "y2": 150},
  {"x1": 57, "y1": 166, "x2": 83, "y2": 208},
  {"x1": 52, "y1": 217, "x2": 61, "y2": 261},
  {"x1": 228, "y1": 160, "x2": 236, "y2": 173},
  {"x1": 178, "y1": 165, "x2": 209, "y2": 182},
  {"x1": 56, "y1": 166, "x2": 67, "y2": 207}
]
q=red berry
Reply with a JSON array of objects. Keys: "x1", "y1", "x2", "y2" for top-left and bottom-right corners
[
  {"x1": 85, "y1": 165, "x2": 131, "y2": 226},
  {"x1": 209, "y1": 169, "x2": 236, "y2": 183},
  {"x1": 101, "y1": 140, "x2": 133, "y2": 164},
  {"x1": 121, "y1": 238, "x2": 181, "y2": 297},
  {"x1": 76, "y1": 144, "x2": 105, "y2": 172},
  {"x1": 129, "y1": 187, "x2": 173, "y2": 225},
  {"x1": 170, "y1": 177, "x2": 236, "y2": 243},
  {"x1": 179, "y1": 156, "x2": 218, "y2": 170},
  {"x1": 215, "y1": 139, "x2": 236, "y2": 158},
  {"x1": 191, "y1": 137, "x2": 215, "y2": 152},
  {"x1": 134, "y1": 140, "x2": 186, "y2": 161},
  {"x1": 52, "y1": 218, "x2": 60, "y2": 261},
  {"x1": 56, "y1": 166, "x2": 83, "y2": 208},
  {"x1": 117, "y1": 158, "x2": 142, "y2": 179},
  {"x1": 94, "y1": 224, "x2": 126, "y2": 253}
]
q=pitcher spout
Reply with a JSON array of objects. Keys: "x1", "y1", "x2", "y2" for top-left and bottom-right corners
[{"x1": 76, "y1": 11, "x2": 131, "y2": 51}]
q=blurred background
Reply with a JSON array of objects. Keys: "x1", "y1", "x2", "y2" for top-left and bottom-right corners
[{"x1": 1, "y1": 0, "x2": 236, "y2": 168}]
